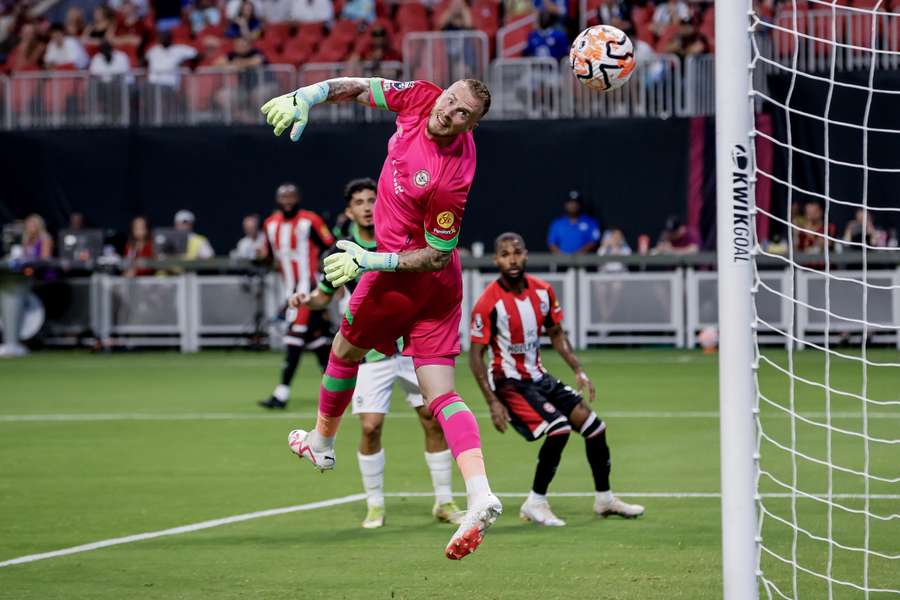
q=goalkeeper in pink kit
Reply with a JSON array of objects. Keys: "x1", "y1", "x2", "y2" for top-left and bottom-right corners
[{"x1": 261, "y1": 76, "x2": 501, "y2": 560}]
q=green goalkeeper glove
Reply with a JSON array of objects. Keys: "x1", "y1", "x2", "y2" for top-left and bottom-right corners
[
  {"x1": 323, "y1": 240, "x2": 399, "y2": 288},
  {"x1": 260, "y1": 82, "x2": 329, "y2": 142}
]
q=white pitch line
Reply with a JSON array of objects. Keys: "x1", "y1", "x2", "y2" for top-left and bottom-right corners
[
  {"x1": 0, "y1": 493, "x2": 366, "y2": 569},
  {"x1": 2, "y1": 490, "x2": 898, "y2": 570},
  {"x1": 1, "y1": 411, "x2": 899, "y2": 423}
]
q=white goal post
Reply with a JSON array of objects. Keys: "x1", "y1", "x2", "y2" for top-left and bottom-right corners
[
  {"x1": 717, "y1": 1, "x2": 900, "y2": 599},
  {"x1": 715, "y1": 2, "x2": 759, "y2": 600}
]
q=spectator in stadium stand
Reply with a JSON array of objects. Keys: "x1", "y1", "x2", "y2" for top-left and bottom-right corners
[
  {"x1": 124, "y1": 216, "x2": 156, "y2": 277},
  {"x1": 174, "y1": 210, "x2": 215, "y2": 259},
  {"x1": 290, "y1": 0, "x2": 334, "y2": 23},
  {"x1": 654, "y1": 215, "x2": 699, "y2": 255},
  {"x1": 22, "y1": 214, "x2": 53, "y2": 260},
  {"x1": 596, "y1": 0, "x2": 634, "y2": 37},
  {"x1": 597, "y1": 228, "x2": 632, "y2": 272},
  {"x1": 533, "y1": 0, "x2": 566, "y2": 18},
  {"x1": 230, "y1": 214, "x2": 267, "y2": 260},
  {"x1": 660, "y1": 16, "x2": 710, "y2": 58},
  {"x1": 523, "y1": 10, "x2": 569, "y2": 61},
  {"x1": 108, "y1": 0, "x2": 149, "y2": 15},
  {"x1": 341, "y1": 0, "x2": 375, "y2": 23},
  {"x1": 795, "y1": 201, "x2": 836, "y2": 254},
  {"x1": 7, "y1": 22, "x2": 45, "y2": 71},
  {"x1": 547, "y1": 191, "x2": 601, "y2": 255},
  {"x1": 89, "y1": 40, "x2": 131, "y2": 82},
  {"x1": 225, "y1": 1, "x2": 262, "y2": 40},
  {"x1": 843, "y1": 208, "x2": 887, "y2": 247},
  {"x1": 68, "y1": 212, "x2": 85, "y2": 231},
  {"x1": 504, "y1": 0, "x2": 534, "y2": 19},
  {"x1": 81, "y1": 5, "x2": 116, "y2": 49},
  {"x1": 437, "y1": 0, "x2": 473, "y2": 32},
  {"x1": 43, "y1": 23, "x2": 89, "y2": 69},
  {"x1": 151, "y1": 0, "x2": 186, "y2": 32},
  {"x1": 146, "y1": 30, "x2": 197, "y2": 87},
  {"x1": 189, "y1": 0, "x2": 222, "y2": 34},
  {"x1": 64, "y1": 6, "x2": 86, "y2": 37},
  {"x1": 650, "y1": 0, "x2": 690, "y2": 36},
  {"x1": 350, "y1": 24, "x2": 401, "y2": 63},
  {"x1": 111, "y1": 0, "x2": 149, "y2": 48},
  {"x1": 214, "y1": 35, "x2": 266, "y2": 120}
]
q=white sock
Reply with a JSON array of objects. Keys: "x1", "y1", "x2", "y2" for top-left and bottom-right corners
[
  {"x1": 358, "y1": 450, "x2": 385, "y2": 508},
  {"x1": 424, "y1": 450, "x2": 454, "y2": 505},
  {"x1": 307, "y1": 429, "x2": 334, "y2": 452},
  {"x1": 273, "y1": 384, "x2": 290, "y2": 402},
  {"x1": 527, "y1": 490, "x2": 547, "y2": 504},
  {"x1": 595, "y1": 490, "x2": 613, "y2": 505},
  {"x1": 464, "y1": 474, "x2": 492, "y2": 506}
]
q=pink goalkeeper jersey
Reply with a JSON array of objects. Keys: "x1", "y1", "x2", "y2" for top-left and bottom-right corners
[{"x1": 367, "y1": 79, "x2": 476, "y2": 256}]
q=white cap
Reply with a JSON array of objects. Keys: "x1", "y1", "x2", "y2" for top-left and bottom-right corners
[{"x1": 174, "y1": 210, "x2": 195, "y2": 224}]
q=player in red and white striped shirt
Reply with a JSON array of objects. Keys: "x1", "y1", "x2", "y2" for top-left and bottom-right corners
[
  {"x1": 469, "y1": 232, "x2": 645, "y2": 525},
  {"x1": 257, "y1": 183, "x2": 336, "y2": 409}
]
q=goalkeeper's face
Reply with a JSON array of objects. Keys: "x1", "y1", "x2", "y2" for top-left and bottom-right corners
[
  {"x1": 427, "y1": 81, "x2": 483, "y2": 139},
  {"x1": 495, "y1": 239, "x2": 528, "y2": 281}
]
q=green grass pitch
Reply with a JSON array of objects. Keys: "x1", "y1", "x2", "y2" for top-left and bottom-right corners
[{"x1": 0, "y1": 349, "x2": 897, "y2": 599}]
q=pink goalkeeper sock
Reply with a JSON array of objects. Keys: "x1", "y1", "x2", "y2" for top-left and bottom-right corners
[
  {"x1": 429, "y1": 392, "x2": 482, "y2": 459},
  {"x1": 318, "y1": 352, "x2": 359, "y2": 419}
]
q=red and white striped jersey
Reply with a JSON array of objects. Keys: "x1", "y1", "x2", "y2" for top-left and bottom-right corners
[
  {"x1": 470, "y1": 275, "x2": 564, "y2": 381},
  {"x1": 264, "y1": 209, "x2": 335, "y2": 297}
]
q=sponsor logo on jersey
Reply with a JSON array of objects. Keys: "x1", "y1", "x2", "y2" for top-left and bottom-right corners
[
  {"x1": 415, "y1": 170, "x2": 430, "y2": 188},
  {"x1": 436, "y1": 210, "x2": 455, "y2": 228},
  {"x1": 508, "y1": 340, "x2": 540, "y2": 354},
  {"x1": 391, "y1": 81, "x2": 414, "y2": 91},
  {"x1": 432, "y1": 227, "x2": 457, "y2": 236}
]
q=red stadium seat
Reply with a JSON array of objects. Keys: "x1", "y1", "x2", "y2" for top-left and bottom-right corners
[
  {"x1": 396, "y1": 3, "x2": 429, "y2": 31},
  {"x1": 309, "y1": 34, "x2": 352, "y2": 62},
  {"x1": 471, "y1": 0, "x2": 500, "y2": 38},
  {"x1": 330, "y1": 19, "x2": 361, "y2": 43},
  {"x1": 296, "y1": 22, "x2": 326, "y2": 45},
  {"x1": 265, "y1": 22, "x2": 293, "y2": 44}
]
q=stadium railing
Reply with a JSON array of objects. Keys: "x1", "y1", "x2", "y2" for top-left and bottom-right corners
[
  {"x1": 496, "y1": 12, "x2": 537, "y2": 59},
  {"x1": 403, "y1": 31, "x2": 491, "y2": 88},
  {"x1": 489, "y1": 57, "x2": 561, "y2": 119},
  {"x1": 560, "y1": 52, "x2": 682, "y2": 119},
  {"x1": 683, "y1": 54, "x2": 715, "y2": 117},
  {"x1": 4, "y1": 253, "x2": 898, "y2": 352},
  {"x1": 771, "y1": 8, "x2": 900, "y2": 73}
]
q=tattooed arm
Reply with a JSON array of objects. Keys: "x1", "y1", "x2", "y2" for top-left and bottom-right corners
[{"x1": 320, "y1": 77, "x2": 373, "y2": 106}]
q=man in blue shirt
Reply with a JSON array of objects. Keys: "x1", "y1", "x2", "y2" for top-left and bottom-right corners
[
  {"x1": 547, "y1": 191, "x2": 601, "y2": 254},
  {"x1": 523, "y1": 10, "x2": 569, "y2": 61}
]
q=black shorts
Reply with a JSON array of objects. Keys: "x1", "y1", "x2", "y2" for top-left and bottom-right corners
[
  {"x1": 494, "y1": 374, "x2": 593, "y2": 441},
  {"x1": 284, "y1": 306, "x2": 334, "y2": 349}
]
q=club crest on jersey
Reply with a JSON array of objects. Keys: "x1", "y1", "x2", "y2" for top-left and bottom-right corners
[
  {"x1": 540, "y1": 300, "x2": 549, "y2": 314},
  {"x1": 436, "y1": 210, "x2": 455, "y2": 228},
  {"x1": 414, "y1": 170, "x2": 430, "y2": 188}
]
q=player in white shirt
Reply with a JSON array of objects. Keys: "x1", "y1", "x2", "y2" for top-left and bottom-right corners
[{"x1": 290, "y1": 178, "x2": 463, "y2": 529}]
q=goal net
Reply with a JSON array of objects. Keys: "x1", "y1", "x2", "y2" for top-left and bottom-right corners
[{"x1": 717, "y1": 1, "x2": 900, "y2": 599}]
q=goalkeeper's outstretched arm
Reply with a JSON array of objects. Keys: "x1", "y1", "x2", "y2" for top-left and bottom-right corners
[{"x1": 260, "y1": 77, "x2": 377, "y2": 140}]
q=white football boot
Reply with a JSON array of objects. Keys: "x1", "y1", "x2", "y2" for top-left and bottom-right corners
[
  {"x1": 288, "y1": 429, "x2": 335, "y2": 472},
  {"x1": 519, "y1": 498, "x2": 566, "y2": 527},
  {"x1": 362, "y1": 505, "x2": 385, "y2": 529},
  {"x1": 444, "y1": 493, "x2": 503, "y2": 560},
  {"x1": 594, "y1": 495, "x2": 645, "y2": 519},
  {"x1": 432, "y1": 501, "x2": 465, "y2": 525}
]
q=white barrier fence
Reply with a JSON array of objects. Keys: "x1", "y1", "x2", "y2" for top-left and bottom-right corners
[
  {"x1": 29, "y1": 267, "x2": 900, "y2": 352},
  {"x1": 0, "y1": 53, "x2": 720, "y2": 128},
  {"x1": 21, "y1": 42, "x2": 900, "y2": 128}
]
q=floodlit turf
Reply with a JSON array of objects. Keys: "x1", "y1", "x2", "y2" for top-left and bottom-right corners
[{"x1": 0, "y1": 348, "x2": 896, "y2": 599}]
